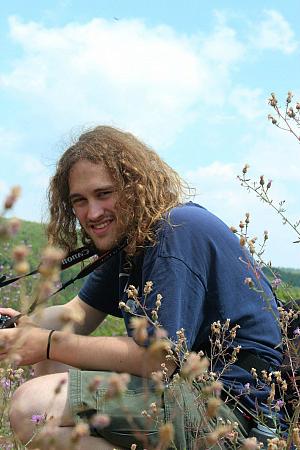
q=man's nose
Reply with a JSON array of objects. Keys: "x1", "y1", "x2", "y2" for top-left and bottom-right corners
[{"x1": 87, "y1": 201, "x2": 104, "y2": 220}]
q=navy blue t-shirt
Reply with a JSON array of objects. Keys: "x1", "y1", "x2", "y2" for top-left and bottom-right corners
[{"x1": 79, "y1": 202, "x2": 282, "y2": 413}]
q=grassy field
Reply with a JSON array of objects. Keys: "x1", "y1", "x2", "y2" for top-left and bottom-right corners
[{"x1": 1, "y1": 217, "x2": 300, "y2": 448}]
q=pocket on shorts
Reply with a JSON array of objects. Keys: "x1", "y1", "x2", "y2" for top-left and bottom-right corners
[{"x1": 69, "y1": 370, "x2": 165, "y2": 449}]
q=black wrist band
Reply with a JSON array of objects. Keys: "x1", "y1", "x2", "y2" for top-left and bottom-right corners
[{"x1": 47, "y1": 329, "x2": 55, "y2": 360}]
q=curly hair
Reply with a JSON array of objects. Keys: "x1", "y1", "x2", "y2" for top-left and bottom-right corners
[{"x1": 47, "y1": 126, "x2": 188, "y2": 255}]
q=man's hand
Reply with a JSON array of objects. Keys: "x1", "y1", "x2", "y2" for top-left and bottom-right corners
[
  {"x1": 0, "y1": 307, "x2": 21, "y2": 318},
  {"x1": 0, "y1": 325, "x2": 49, "y2": 366}
]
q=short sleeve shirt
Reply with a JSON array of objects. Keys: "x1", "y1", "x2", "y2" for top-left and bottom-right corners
[{"x1": 79, "y1": 202, "x2": 282, "y2": 412}]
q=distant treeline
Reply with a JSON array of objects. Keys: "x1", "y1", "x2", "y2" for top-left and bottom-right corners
[
  {"x1": 262, "y1": 267, "x2": 300, "y2": 288},
  {"x1": 1, "y1": 218, "x2": 300, "y2": 297}
]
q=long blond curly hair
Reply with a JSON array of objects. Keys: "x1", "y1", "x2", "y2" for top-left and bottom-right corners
[{"x1": 47, "y1": 126, "x2": 188, "y2": 255}]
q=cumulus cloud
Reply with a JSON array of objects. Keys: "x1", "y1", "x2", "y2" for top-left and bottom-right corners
[
  {"x1": 229, "y1": 86, "x2": 265, "y2": 120},
  {"x1": 185, "y1": 159, "x2": 299, "y2": 267},
  {"x1": 22, "y1": 155, "x2": 50, "y2": 188},
  {"x1": 250, "y1": 10, "x2": 298, "y2": 54},
  {"x1": 0, "y1": 15, "x2": 246, "y2": 148}
]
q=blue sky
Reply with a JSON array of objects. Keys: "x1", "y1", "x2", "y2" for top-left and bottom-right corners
[{"x1": 0, "y1": 1, "x2": 300, "y2": 267}]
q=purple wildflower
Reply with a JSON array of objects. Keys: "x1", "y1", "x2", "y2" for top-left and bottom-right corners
[
  {"x1": 271, "y1": 277, "x2": 282, "y2": 289},
  {"x1": 275, "y1": 399, "x2": 284, "y2": 411},
  {"x1": 31, "y1": 414, "x2": 46, "y2": 424},
  {"x1": 1, "y1": 379, "x2": 11, "y2": 390},
  {"x1": 293, "y1": 327, "x2": 300, "y2": 336}
]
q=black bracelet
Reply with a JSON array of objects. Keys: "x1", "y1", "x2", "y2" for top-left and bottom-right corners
[{"x1": 47, "y1": 330, "x2": 56, "y2": 360}]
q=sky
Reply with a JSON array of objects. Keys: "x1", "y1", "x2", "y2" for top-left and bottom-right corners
[{"x1": 0, "y1": 0, "x2": 300, "y2": 268}]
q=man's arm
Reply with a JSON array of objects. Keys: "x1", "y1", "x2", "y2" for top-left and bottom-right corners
[
  {"x1": 31, "y1": 296, "x2": 108, "y2": 376},
  {"x1": 33, "y1": 295, "x2": 107, "y2": 335},
  {"x1": 48, "y1": 332, "x2": 176, "y2": 377},
  {"x1": 0, "y1": 326, "x2": 175, "y2": 378}
]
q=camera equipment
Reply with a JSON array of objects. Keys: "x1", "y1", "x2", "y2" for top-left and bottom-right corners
[
  {"x1": 0, "y1": 314, "x2": 17, "y2": 329},
  {"x1": 0, "y1": 240, "x2": 127, "y2": 328}
]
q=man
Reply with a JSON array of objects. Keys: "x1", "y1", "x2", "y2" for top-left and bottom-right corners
[{"x1": 0, "y1": 126, "x2": 282, "y2": 449}]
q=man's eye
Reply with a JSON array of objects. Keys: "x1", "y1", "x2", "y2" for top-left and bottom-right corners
[
  {"x1": 71, "y1": 198, "x2": 85, "y2": 206},
  {"x1": 98, "y1": 191, "x2": 112, "y2": 198}
]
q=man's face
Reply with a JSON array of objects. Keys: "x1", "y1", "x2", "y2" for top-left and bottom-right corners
[{"x1": 68, "y1": 159, "x2": 122, "y2": 253}]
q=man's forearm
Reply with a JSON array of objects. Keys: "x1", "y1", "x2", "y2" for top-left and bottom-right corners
[
  {"x1": 31, "y1": 297, "x2": 106, "y2": 336},
  {"x1": 49, "y1": 332, "x2": 174, "y2": 377}
]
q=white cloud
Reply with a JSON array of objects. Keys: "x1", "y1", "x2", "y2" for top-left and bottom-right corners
[
  {"x1": 0, "y1": 16, "x2": 246, "y2": 148},
  {"x1": 246, "y1": 126, "x2": 300, "y2": 183},
  {"x1": 22, "y1": 155, "x2": 50, "y2": 188},
  {"x1": 200, "y1": 14, "x2": 245, "y2": 67},
  {"x1": 229, "y1": 86, "x2": 265, "y2": 120},
  {"x1": 185, "y1": 159, "x2": 299, "y2": 267},
  {"x1": 250, "y1": 10, "x2": 298, "y2": 54},
  {"x1": 187, "y1": 161, "x2": 235, "y2": 182}
]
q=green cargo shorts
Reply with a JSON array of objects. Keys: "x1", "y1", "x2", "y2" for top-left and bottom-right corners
[{"x1": 68, "y1": 369, "x2": 249, "y2": 449}]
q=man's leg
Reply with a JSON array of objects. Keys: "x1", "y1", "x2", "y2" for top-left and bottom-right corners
[
  {"x1": 9, "y1": 372, "x2": 123, "y2": 449},
  {"x1": 33, "y1": 358, "x2": 74, "y2": 376}
]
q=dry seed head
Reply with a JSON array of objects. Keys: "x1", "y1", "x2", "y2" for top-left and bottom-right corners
[
  {"x1": 105, "y1": 373, "x2": 131, "y2": 399},
  {"x1": 14, "y1": 260, "x2": 30, "y2": 275},
  {"x1": 241, "y1": 437, "x2": 262, "y2": 449},
  {"x1": 148, "y1": 339, "x2": 171, "y2": 361},
  {"x1": 90, "y1": 413, "x2": 110, "y2": 429},
  {"x1": 12, "y1": 245, "x2": 30, "y2": 262},
  {"x1": 150, "y1": 402, "x2": 157, "y2": 414},
  {"x1": 4, "y1": 185, "x2": 21, "y2": 209},
  {"x1": 144, "y1": 280, "x2": 153, "y2": 294},
  {"x1": 242, "y1": 163, "x2": 250, "y2": 174},
  {"x1": 206, "y1": 397, "x2": 222, "y2": 418},
  {"x1": 268, "y1": 93, "x2": 277, "y2": 107},
  {"x1": 293, "y1": 428, "x2": 300, "y2": 448},
  {"x1": 240, "y1": 236, "x2": 246, "y2": 246},
  {"x1": 151, "y1": 370, "x2": 164, "y2": 391},
  {"x1": 287, "y1": 107, "x2": 296, "y2": 118},
  {"x1": 249, "y1": 243, "x2": 255, "y2": 255},
  {"x1": 181, "y1": 352, "x2": 209, "y2": 381},
  {"x1": 88, "y1": 375, "x2": 102, "y2": 392},
  {"x1": 251, "y1": 368, "x2": 258, "y2": 379},
  {"x1": 60, "y1": 306, "x2": 85, "y2": 325},
  {"x1": 206, "y1": 424, "x2": 235, "y2": 446},
  {"x1": 244, "y1": 277, "x2": 254, "y2": 288},
  {"x1": 287, "y1": 91, "x2": 293, "y2": 103},
  {"x1": 127, "y1": 284, "x2": 138, "y2": 298},
  {"x1": 130, "y1": 316, "x2": 148, "y2": 344},
  {"x1": 39, "y1": 246, "x2": 65, "y2": 278},
  {"x1": 260, "y1": 175, "x2": 265, "y2": 187},
  {"x1": 211, "y1": 321, "x2": 221, "y2": 334},
  {"x1": 71, "y1": 422, "x2": 90, "y2": 442},
  {"x1": 267, "y1": 382, "x2": 276, "y2": 404},
  {"x1": 119, "y1": 301, "x2": 131, "y2": 313},
  {"x1": 158, "y1": 422, "x2": 174, "y2": 448},
  {"x1": 268, "y1": 114, "x2": 277, "y2": 125}
]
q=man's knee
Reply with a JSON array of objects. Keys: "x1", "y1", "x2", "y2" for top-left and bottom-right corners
[
  {"x1": 9, "y1": 372, "x2": 70, "y2": 444},
  {"x1": 9, "y1": 380, "x2": 37, "y2": 443}
]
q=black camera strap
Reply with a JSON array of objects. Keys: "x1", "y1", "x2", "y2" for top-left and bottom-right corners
[
  {"x1": 0, "y1": 245, "x2": 99, "y2": 288},
  {"x1": 0, "y1": 240, "x2": 127, "y2": 326}
]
